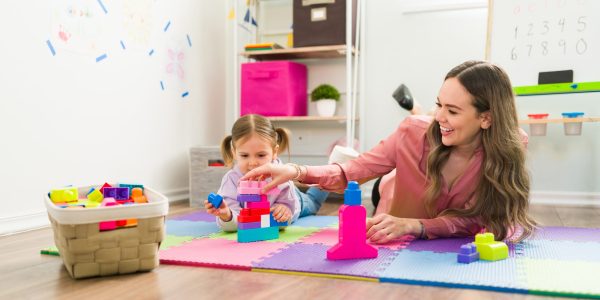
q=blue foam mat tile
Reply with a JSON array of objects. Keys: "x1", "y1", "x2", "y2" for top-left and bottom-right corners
[
  {"x1": 519, "y1": 239, "x2": 600, "y2": 262},
  {"x1": 165, "y1": 219, "x2": 221, "y2": 237},
  {"x1": 253, "y1": 243, "x2": 397, "y2": 278},
  {"x1": 377, "y1": 250, "x2": 525, "y2": 290},
  {"x1": 292, "y1": 215, "x2": 338, "y2": 228}
]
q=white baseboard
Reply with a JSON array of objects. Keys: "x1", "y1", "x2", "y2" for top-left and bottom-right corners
[
  {"x1": 0, "y1": 188, "x2": 189, "y2": 237},
  {"x1": 530, "y1": 191, "x2": 600, "y2": 206}
]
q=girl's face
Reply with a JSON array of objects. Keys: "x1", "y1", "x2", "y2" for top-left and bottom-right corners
[
  {"x1": 434, "y1": 77, "x2": 490, "y2": 151},
  {"x1": 234, "y1": 133, "x2": 278, "y2": 174}
]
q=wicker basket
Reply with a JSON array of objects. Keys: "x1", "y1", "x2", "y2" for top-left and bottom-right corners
[{"x1": 45, "y1": 184, "x2": 168, "y2": 279}]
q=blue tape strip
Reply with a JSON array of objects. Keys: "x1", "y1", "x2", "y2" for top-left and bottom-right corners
[
  {"x1": 96, "y1": 53, "x2": 107, "y2": 62},
  {"x1": 148, "y1": 49, "x2": 154, "y2": 56},
  {"x1": 181, "y1": 91, "x2": 189, "y2": 98},
  {"x1": 160, "y1": 81, "x2": 165, "y2": 90},
  {"x1": 97, "y1": 0, "x2": 108, "y2": 14},
  {"x1": 120, "y1": 40, "x2": 126, "y2": 50},
  {"x1": 186, "y1": 34, "x2": 192, "y2": 47},
  {"x1": 164, "y1": 21, "x2": 171, "y2": 32},
  {"x1": 46, "y1": 40, "x2": 56, "y2": 56}
]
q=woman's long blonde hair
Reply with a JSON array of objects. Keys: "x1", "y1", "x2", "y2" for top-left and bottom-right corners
[
  {"x1": 424, "y1": 60, "x2": 536, "y2": 241},
  {"x1": 221, "y1": 114, "x2": 290, "y2": 167}
]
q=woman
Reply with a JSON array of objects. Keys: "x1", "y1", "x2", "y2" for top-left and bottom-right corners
[{"x1": 242, "y1": 60, "x2": 536, "y2": 243}]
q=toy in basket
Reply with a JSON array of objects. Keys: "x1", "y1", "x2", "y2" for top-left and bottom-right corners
[{"x1": 45, "y1": 183, "x2": 169, "y2": 279}]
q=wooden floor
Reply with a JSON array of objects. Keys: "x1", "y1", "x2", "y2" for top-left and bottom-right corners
[{"x1": 2, "y1": 201, "x2": 600, "y2": 300}]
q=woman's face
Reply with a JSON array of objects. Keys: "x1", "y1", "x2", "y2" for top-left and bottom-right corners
[{"x1": 434, "y1": 77, "x2": 489, "y2": 150}]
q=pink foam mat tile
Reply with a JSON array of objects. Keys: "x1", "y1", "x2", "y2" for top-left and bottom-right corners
[
  {"x1": 300, "y1": 228, "x2": 413, "y2": 250},
  {"x1": 159, "y1": 237, "x2": 289, "y2": 270}
]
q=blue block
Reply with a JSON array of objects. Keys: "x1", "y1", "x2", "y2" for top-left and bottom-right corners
[
  {"x1": 237, "y1": 226, "x2": 279, "y2": 243},
  {"x1": 208, "y1": 193, "x2": 223, "y2": 208},
  {"x1": 269, "y1": 213, "x2": 288, "y2": 227},
  {"x1": 344, "y1": 181, "x2": 361, "y2": 206},
  {"x1": 237, "y1": 194, "x2": 261, "y2": 203}
]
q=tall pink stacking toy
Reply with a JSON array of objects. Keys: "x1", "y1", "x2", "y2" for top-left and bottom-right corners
[
  {"x1": 327, "y1": 181, "x2": 378, "y2": 260},
  {"x1": 241, "y1": 61, "x2": 308, "y2": 116}
]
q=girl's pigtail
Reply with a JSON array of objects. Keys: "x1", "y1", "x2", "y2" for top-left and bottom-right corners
[{"x1": 220, "y1": 135, "x2": 235, "y2": 167}]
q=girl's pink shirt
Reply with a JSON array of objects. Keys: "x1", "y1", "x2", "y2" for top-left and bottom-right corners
[{"x1": 303, "y1": 115, "x2": 528, "y2": 239}]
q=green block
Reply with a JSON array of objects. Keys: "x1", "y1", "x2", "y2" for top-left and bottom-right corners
[
  {"x1": 40, "y1": 246, "x2": 60, "y2": 256},
  {"x1": 237, "y1": 226, "x2": 279, "y2": 243}
]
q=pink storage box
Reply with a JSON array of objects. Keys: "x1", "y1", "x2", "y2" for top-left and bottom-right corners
[{"x1": 241, "y1": 61, "x2": 307, "y2": 116}]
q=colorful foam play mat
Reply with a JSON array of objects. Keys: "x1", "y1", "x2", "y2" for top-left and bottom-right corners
[{"x1": 44, "y1": 211, "x2": 600, "y2": 298}]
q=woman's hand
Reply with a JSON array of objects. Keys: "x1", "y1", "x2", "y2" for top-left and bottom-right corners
[
  {"x1": 241, "y1": 163, "x2": 298, "y2": 194},
  {"x1": 271, "y1": 204, "x2": 292, "y2": 223},
  {"x1": 204, "y1": 199, "x2": 232, "y2": 222},
  {"x1": 366, "y1": 214, "x2": 421, "y2": 244}
]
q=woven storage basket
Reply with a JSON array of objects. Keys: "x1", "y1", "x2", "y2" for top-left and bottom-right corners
[{"x1": 45, "y1": 184, "x2": 169, "y2": 279}]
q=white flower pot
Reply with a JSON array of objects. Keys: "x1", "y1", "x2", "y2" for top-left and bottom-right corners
[{"x1": 316, "y1": 99, "x2": 337, "y2": 117}]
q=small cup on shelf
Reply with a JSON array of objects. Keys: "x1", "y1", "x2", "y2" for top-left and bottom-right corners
[
  {"x1": 561, "y1": 112, "x2": 585, "y2": 136},
  {"x1": 527, "y1": 113, "x2": 549, "y2": 136}
]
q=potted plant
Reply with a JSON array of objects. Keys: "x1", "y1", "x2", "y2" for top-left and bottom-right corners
[{"x1": 311, "y1": 84, "x2": 340, "y2": 117}]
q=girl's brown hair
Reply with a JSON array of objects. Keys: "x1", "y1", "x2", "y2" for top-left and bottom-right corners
[
  {"x1": 220, "y1": 114, "x2": 290, "y2": 167},
  {"x1": 424, "y1": 60, "x2": 536, "y2": 241}
]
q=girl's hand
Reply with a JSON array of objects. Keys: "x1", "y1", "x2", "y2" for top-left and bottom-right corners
[
  {"x1": 241, "y1": 163, "x2": 298, "y2": 194},
  {"x1": 366, "y1": 214, "x2": 421, "y2": 244},
  {"x1": 204, "y1": 199, "x2": 232, "y2": 222},
  {"x1": 271, "y1": 204, "x2": 292, "y2": 223}
]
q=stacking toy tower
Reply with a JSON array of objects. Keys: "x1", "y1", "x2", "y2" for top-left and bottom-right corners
[
  {"x1": 235, "y1": 180, "x2": 286, "y2": 243},
  {"x1": 327, "y1": 181, "x2": 378, "y2": 260}
]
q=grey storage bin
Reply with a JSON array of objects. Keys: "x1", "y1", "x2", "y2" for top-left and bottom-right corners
[{"x1": 189, "y1": 146, "x2": 229, "y2": 207}]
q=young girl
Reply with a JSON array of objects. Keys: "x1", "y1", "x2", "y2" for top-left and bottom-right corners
[{"x1": 204, "y1": 114, "x2": 329, "y2": 231}]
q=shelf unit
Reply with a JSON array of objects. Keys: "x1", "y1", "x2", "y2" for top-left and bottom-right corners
[
  {"x1": 231, "y1": 0, "x2": 365, "y2": 163},
  {"x1": 267, "y1": 115, "x2": 357, "y2": 122},
  {"x1": 241, "y1": 45, "x2": 354, "y2": 60}
]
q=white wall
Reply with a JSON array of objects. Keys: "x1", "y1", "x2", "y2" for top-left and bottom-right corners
[
  {"x1": 0, "y1": 0, "x2": 227, "y2": 235},
  {"x1": 362, "y1": 0, "x2": 599, "y2": 204}
]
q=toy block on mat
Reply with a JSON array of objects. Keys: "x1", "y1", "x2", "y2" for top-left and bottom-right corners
[
  {"x1": 208, "y1": 193, "x2": 223, "y2": 208},
  {"x1": 237, "y1": 194, "x2": 261, "y2": 202},
  {"x1": 50, "y1": 187, "x2": 78, "y2": 203},
  {"x1": 238, "y1": 214, "x2": 261, "y2": 223},
  {"x1": 261, "y1": 214, "x2": 270, "y2": 228},
  {"x1": 457, "y1": 243, "x2": 479, "y2": 264},
  {"x1": 238, "y1": 180, "x2": 280, "y2": 195},
  {"x1": 247, "y1": 200, "x2": 270, "y2": 209},
  {"x1": 237, "y1": 226, "x2": 279, "y2": 243},
  {"x1": 343, "y1": 181, "x2": 362, "y2": 206},
  {"x1": 327, "y1": 181, "x2": 378, "y2": 260},
  {"x1": 269, "y1": 213, "x2": 288, "y2": 227},
  {"x1": 238, "y1": 180, "x2": 264, "y2": 195},
  {"x1": 474, "y1": 232, "x2": 508, "y2": 261},
  {"x1": 238, "y1": 221, "x2": 261, "y2": 230}
]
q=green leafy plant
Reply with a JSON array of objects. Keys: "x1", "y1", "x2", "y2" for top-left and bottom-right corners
[{"x1": 310, "y1": 84, "x2": 340, "y2": 102}]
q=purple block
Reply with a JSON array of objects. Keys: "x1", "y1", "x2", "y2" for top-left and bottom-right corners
[
  {"x1": 457, "y1": 243, "x2": 479, "y2": 264},
  {"x1": 115, "y1": 187, "x2": 130, "y2": 200},
  {"x1": 238, "y1": 221, "x2": 261, "y2": 230},
  {"x1": 238, "y1": 194, "x2": 261, "y2": 202},
  {"x1": 103, "y1": 187, "x2": 117, "y2": 198}
]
